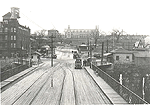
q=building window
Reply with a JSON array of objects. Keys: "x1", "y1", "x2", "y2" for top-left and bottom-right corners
[
  {"x1": 11, "y1": 43, "x2": 13, "y2": 48},
  {"x1": 11, "y1": 27, "x2": 13, "y2": 32},
  {"x1": 14, "y1": 36, "x2": 16, "y2": 40},
  {"x1": 14, "y1": 28, "x2": 16, "y2": 32},
  {"x1": 126, "y1": 56, "x2": 129, "y2": 60},
  {"x1": 4, "y1": 20, "x2": 8, "y2": 24},
  {"x1": 5, "y1": 43, "x2": 7, "y2": 48},
  {"x1": 14, "y1": 43, "x2": 16, "y2": 48},
  {"x1": 116, "y1": 56, "x2": 119, "y2": 60},
  {"x1": 11, "y1": 36, "x2": 13, "y2": 40},
  {"x1": 5, "y1": 35, "x2": 8, "y2": 40},
  {"x1": 132, "y1": 54, "x2": 135, "y2": 61},
  {"x1": 4, "y1": 27, "x2": 8, "y2": 32}
]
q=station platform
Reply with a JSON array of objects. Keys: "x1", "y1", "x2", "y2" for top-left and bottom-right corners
[{"x1": 85, "y1": 66, "x2": 128, "y2": 104}]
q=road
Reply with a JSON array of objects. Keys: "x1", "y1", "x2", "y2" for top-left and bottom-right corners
[{"x1": 1, "y1": 46, "x2": 112, "y2": 105}]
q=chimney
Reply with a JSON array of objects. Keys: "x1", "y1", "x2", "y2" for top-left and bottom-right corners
[{"x1": 10, "y1": 7, "x2": 20, "y2": 19}]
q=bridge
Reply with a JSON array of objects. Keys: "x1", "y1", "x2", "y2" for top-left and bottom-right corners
[{"x1": 1, "y1": 47, "x2": 149, "y2": 105}]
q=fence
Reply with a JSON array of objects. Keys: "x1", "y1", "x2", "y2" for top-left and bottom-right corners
[
  {"x1": 91, "y1": 63, "x2": 149, "y2": 104},
  {"x1": 0, "y1": 61, "x2": 29, "y2": 82}
]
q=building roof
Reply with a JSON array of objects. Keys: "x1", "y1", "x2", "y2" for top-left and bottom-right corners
[
  {"x1": 79, "y1": 44, "x2": 88, "y2": 47},
  {"x1": 110, "y1": 47, "x2": 134, "y2": 54},
  {"x1": 134, "y1": 51, "x2": 150, "y2": 57},
  {"x1": 3, "y1": 12, "x2": 11, "y2": 19},
  {"x1": 32, "y1": 51, "x2": 42, "y2": 55},
  {"x1": 104, "y1": 53, "x2": 112, "y2": 56}
]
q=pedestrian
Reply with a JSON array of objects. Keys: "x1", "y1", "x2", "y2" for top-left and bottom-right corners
[
  {"x1": 83, "y1": 59, "x2": 86, "y2": 66},
  {"x1": 37, "y1": 55, "x2": 40, "y2": 65}
]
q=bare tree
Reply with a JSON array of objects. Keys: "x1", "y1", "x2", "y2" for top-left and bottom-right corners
[
  {"x1": 111, "y1": 29, "x2": 124, "y2": 43},
  {"x1": 34, "y1": 30, "x2": 47, "y2": 48}
]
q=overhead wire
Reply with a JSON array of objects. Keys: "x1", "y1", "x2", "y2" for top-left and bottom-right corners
[{"x1": 20, "y1": 12, "x2": 45, "y2": 30}]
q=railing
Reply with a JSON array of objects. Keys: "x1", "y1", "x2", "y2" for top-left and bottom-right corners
[
  {"x1": 0, "y1": 61, "x2": 29, "y2": 81},
  {"x1": 91, "y1": 63, "x2": 149, "y2": 104}
]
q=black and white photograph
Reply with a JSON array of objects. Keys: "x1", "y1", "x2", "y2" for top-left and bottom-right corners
[{"x1": 0, "y1": 0, "x2": 150, "y2": 104}]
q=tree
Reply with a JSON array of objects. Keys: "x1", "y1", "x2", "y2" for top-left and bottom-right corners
[
  {"x1": 34, "y1": 30, "x2": 47, "y2": 48},
  {"x1": 111, "y1": 29, "x2": 124, "y2": 43}
]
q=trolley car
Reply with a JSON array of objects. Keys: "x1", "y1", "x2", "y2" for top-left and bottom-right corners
[{"x1": 75, "y1": 58, "x2": 82, "y2": 69}]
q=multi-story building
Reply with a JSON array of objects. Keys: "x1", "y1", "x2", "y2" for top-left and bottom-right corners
[
  {"x1": 64, "y1": 25, "x2": 99, "y2": 45},
  {"x1": 0, "y1": 7, "x2": 30, "y2": 58}
]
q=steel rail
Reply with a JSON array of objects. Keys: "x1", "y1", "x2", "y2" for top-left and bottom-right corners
[
  {"x1": 66, "y1": 63, "x2": 77, "y2": 105},
  {"x1": 10, "y1": 63, "x2": 62, "y2": 105}
]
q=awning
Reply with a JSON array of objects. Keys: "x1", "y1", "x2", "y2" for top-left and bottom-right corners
[{"x1": 104, "y1": 53, "x2": 112, "y2": 56}]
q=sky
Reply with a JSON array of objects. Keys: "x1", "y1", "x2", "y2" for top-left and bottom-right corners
[{"x1": 0, "y1": 0, "x2": 150, "y2": 35}]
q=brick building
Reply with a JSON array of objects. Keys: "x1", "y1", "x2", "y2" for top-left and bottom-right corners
[
  {"x1": 64, "y1": 25, "x2": 99, "y2": 45},
  {"x1": 0, "y1": 7, "x2": 30, "y2": 58}
]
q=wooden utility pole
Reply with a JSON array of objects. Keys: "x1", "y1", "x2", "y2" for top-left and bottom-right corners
[
  {"x1": 87, "y1": 38, "x2": 90, "y2": 57},
  {"x1": 51, "y1": 33, "x2": 54, "y2": 67},
  {"x1": 21, "y1": 40, "x2": 23, "y2": 65},
  {"x1": 106, "y1": 40, "x2": 108, "y2": 53},
  {"x1": 101, "y1": 42, "x2": 104, "y2": 65},
  {"x1": 106, "y1": 40, "x2": 108, "y2": 62},
  {"x1": 90, "y1": 41, "x2": 92, "y2": 58},
  {"x1": 49, "y1": 30, "x2": 56, "y2": 67},
  {"x1": 29, "y1": 41, "x2": 31, "y2": 67}
]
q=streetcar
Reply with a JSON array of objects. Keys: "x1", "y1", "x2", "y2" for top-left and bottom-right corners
[{"x1": 75, "y1": 58, "x2": 82, "y2": 69}]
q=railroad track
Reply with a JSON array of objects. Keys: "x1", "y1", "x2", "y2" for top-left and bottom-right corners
[
  {"x1": 1, "y1": 62, "x2": 65, "y2": 105},
  {"x1": 1, "y1": 63, "x2": 46, "y2": 92},
  {"x1": 57, "y1": 62, "x2": 77, "y2": 105},
  {"x1": 67, "y1": 62, "x2": 112, "y2": 104},
  {"x1": 28, "y1": 63, "x2": 64, "y2": 105}
]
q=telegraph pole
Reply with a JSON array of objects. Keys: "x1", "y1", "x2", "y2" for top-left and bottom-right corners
[
  {"x1": 49, "y1": 30, "x2": 56, "y2": 67},
  {"x1": 51, "y1": 33, "x2": 54, "y2": 67},
  {"x1": 29, "y1": 41, "x2": 31, "y2": 67},
  {"x1": 106, "y1": 40, "x2": 108, "y2": 62},
  {"x1": 90, "y1": 41, "x2": 92, "y2": 58},
  {"x1": 87, "y1": 37, "x2": 90, "y2": 57},
  {"x1": 101, "y1": 42, "x2": 104, "y2": 65}
]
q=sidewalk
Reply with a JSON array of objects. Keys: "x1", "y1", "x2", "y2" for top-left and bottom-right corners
[
  {"x1": 0, "y1": 63, "x2": 44, "y2": 90},
  {"x1": 85, "y1": 66, "x2": 128, "y2": 104}
]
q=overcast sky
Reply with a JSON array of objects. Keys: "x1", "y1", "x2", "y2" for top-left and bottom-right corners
[{"x1": 0, "y1": 0, "x2": 150, "y2": 35}]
